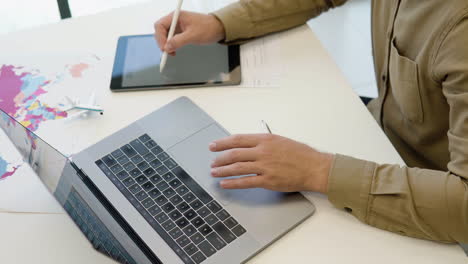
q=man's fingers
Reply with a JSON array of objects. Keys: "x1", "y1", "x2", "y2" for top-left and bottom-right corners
[
  {"x1": 154, "y1": 15, "x2": 172, "y2": 51},
  {"x1": 211, "y1": 162, "x2": 261, "y2": 178},
  {"x1": 210, "y1": 134, "x2": 262, "y2": 152},
  {"x1": 220, "y1": 175, "x2": 265, "y2": 189},
  {"x1": 165, "y1": 31, "x2": 194, "y2": 53},
  {"x1": 211, "y1": 148, "x2": 258, "y2": 168}
]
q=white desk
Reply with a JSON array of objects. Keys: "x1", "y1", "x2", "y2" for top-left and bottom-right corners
[{"x1": 0, "y1": 1, "x2": 465, "y2": 263}]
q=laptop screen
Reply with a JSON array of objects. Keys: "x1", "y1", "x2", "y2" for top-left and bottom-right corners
[{"x1": 0, "y1": 110, "x2": 139, "y2": 264}]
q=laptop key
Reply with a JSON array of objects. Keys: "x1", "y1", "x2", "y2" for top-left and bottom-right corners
[
  {"x1": 164, "y1": 159, "x2": 177, "y2": 170},
  {"x1": 110, "y1": 164, "x2": 123, "y2": 174},
  {"x1": 190, "y1": 232, "x2": 204, "y2": 245},
  {"x1": 145, "y1": 139, "x2": 157, "y2": 149},
  {"x1": 172, "y1": 167, "x2": 213, "y2": 204},
  {"x1": 191, "y1": 251, "x2": 206, "y2": 264},
  {"x1": 157, "y1": 152, "x2": 170, "y2": 161},
  {"x1": 206, "y1": 201, "x2": 222, "y2": 214},
  {"x1": 191, "y1": 217, "x2": 205, "y2": 228},
  {"x1": 103, "y1": 155, "x2": 117, "y2": 167},
  {"x1": 206, "y1": 232, "x2": 226, "y2": 250},
  {"x1": 128, "y1": 184, "x2": 142, "y2": 194},
  {"x1": 177, "y1": 202, "x2": 190, "y2": 212},
  {"x1": 135, "y1": 175, "x2": 147, "y2": 184},
  {"x1": 149, "y1": 159, "x2": 162, "y2": 168},
  {"x1": 163, "y1": 188, "x2": 176, "y2": 198},
  {"x1": 149, "y1": 174, "x2": 163, "y2": 184},
  {"x1": 169, "y1": 210, "x2": 183, "y2": 221},
  {"x1": 184, "y1": 243, "x2": 197, "y2": 256},
  {"x1": 151, "y1": 146, "x2": 163, "y2": 155},
  {"x1": 213, "y1": 222, "x2": 236, "y2": 243},
  {"x1": 143, "y1": 167, "x2": 156, "y2": 177},
  {"x1": 197, "y1": 207, "x2": 210, "y2": 218},
  {"x1": 121, "y1": 144, "x2": 137, "y2": 157},
  {"x1": 129, "y1": 168, "x2": 141, "y2": 177},
  {"x1": 231, "y1": 225, "x2": 246, "y2": 237},
  {"x1": 216, "y1": 210, "x2": 230, "y2": 221},
  {"x1": 157, "y1": 181, "x2": 169, "y2": 191},
  {"x1": 163, "y1": 172, "x2": 175, "y2": 181},
  {"x1": 155, "y1": 212, "x2": 169, "y2": 223},
  {"x1": 131, "y1": 155, "x2": 144, "y2": 164},
  {"x1": 183, "y1": 225, "x2": 197, "y2": 237},
  {"x1": 116, "y1": 155, "x2": 129, "y2": 165},
  {"x1": 184, "y1": 209, "x2": 197, "y2": 220},
  {"x1": 123, "y1": 162, "x2": 136, "y2": 171},
  {"x1": 176, "y1": 186, "x2": 189, "y2": 196},
  {"x1": 198, "y1": 240, "x2": 216, "y2": 257},
  {"x1": 183, "y1": 193, "x2": 196, "y2": 203},
  {"x1": 170, "y1": 195, "x2": 183, "y2": 205},
  {"x1": 96, "y1": 160, "x2": 113, "y2": 177},
  {"x1": 122, "y1": 177, "x2": 135, "y2": 187},
  {"x1": 162, "y1": 203, "x2": 175, "y2": 213},
  {"x1": 204, "y1": 214, "x2": 218, "y2": 226},
  {"x1": 169, "y1": 179, "x2": 182, "y2": 189},
  {"x1": 224, "y1": 217, "x2": 238, "y2": 229},
  {"x1": 176, "y1": 217, "x2": 189, "y2": 228},
  {"x1": 155, "y1": 195, "x2": 168, "y2": 206},
  {"x1": 130, "y1": 139, "x2": 149, "y2": 155},
  {"x1": 148, "y1": 188, "x2": 161, "y2": 198},
  {"x1": 143, "y1": 153, "x2": 156, "y2": 162},
  {"x1": 142, "y1": 198, "x2": 155, "y2": 208},
  {"x1": 148, "y1": 205, "x2": 162, "y2": 216},
  {"x1": 199, "y1": 224, "x2": 213, "y2": 236},
  {"x1": 142, "y1": 181, "x2": 155, "y2": 191},
  {"x1": 176, "y1": 235, "x2": 191, "y2": 248},
  {"x1": 190, "y1": 200, "x2": 203, "y2": 211},
  {"x1": 116, "y1": 170, "x2": 129, "y2": 180},
  {"x1": 162, "y1": 220, "x2": 176, "y2": 231},
  {"x1": 156, "y1": 166, "x2": 169, "y2": 175},
  {"x1": 135, "y1": 191, "x2": 148, "y2": 201},
  {"x1": 138, "y1": 134, "x2": 151, "y2": 142},
  {"x1": 111, "y1": 149, "x2": 124, "y2": 158},
  {"x1": 169, "y1": 227, "x2": 183, "y2": 239},
  {"x1": 137, "y1": 161, "x2": 149, "y2": 171}
]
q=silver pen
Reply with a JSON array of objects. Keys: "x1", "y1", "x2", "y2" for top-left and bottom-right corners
[{"x1": 261, "y1": 120, "x2": 272, "y2": 134}]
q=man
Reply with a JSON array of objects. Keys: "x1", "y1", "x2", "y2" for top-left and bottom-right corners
[{"x1": 154, "y1": 0, "x2": 468, "y2": 244}]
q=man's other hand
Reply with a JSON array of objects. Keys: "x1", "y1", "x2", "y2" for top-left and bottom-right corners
[{"x1": 209, "y1": 134, "x2": 334, "y2": 194}]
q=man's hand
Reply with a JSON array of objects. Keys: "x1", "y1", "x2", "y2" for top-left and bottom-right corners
[
  {"x1": 209, "y1": 134, "x2": 334, "y2": 193},
  {"x1": 154, "y1": 11, "x2": 226, "y2": 56}
]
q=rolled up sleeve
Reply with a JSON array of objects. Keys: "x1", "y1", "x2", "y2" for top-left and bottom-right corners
[{"x1": 213, "y1": 0, "x2": 348, "y2": 43}]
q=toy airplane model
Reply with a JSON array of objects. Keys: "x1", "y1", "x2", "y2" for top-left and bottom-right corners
[{"x1": 63, "y1": 91, "x2": 104, "y2": 119}]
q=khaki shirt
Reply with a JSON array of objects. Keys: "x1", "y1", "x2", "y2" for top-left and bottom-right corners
[{"x1": 214, "y1": 0, "x2": 468, "y2": 243}]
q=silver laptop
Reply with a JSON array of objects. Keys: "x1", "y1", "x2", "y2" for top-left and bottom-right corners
[{"x1": 0, "y1": 96, "x2": 315, "y2": 264}]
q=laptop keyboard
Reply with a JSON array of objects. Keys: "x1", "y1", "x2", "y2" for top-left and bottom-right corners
[{"x1": 96, "y1": 134, "x2": 246, "y2": 264}]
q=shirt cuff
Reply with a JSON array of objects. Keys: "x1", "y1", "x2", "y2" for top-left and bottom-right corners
[
  {"x1": 327, "y1": 154, "x2": 376, "y2": 222},
  {"x1": 212, "y1": 2, "x2": 255, "y2": 43}
]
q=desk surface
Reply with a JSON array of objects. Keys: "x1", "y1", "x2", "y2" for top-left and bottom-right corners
[{"x1": 0, "y1": 1, "x2": 465, "y2": 263}]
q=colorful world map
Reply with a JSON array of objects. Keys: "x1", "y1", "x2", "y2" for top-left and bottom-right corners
[{"x1": 0, "y1": 62, "x2": 91, "y2": 180}]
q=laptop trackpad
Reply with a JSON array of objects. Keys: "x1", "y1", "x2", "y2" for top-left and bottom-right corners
[{"x1": 168, "y1": 123, "x2": 238, "y2": 205}]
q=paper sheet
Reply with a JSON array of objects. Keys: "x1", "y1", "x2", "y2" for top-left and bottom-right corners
[{"x1": 239, "y1": 34, "x2": 284, "y2": 88}]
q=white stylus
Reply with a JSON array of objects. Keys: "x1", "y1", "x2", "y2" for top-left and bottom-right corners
[{"x1": 160, "y1": 0, "x2": 184, "y2": 73}]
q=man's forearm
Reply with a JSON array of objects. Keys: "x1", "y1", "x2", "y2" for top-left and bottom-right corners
[
  {"x1": 329, "y1": 154, "x2": 468, "y2": 244},
  {"x1": 213, "y1": 0, "x2": 348, "y2": 43}
]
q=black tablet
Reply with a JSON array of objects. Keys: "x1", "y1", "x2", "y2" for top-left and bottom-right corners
[{"x1": 110, "y1": 34, "x2": 241, "y2": 92}]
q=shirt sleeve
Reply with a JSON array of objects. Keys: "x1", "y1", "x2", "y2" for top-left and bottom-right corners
[
  {"x1": 328, "y1": 17, "x2": 468, "y2": 244},
  {"x1": 212, "y1": 0, "x2": 348, "y2": 43}
]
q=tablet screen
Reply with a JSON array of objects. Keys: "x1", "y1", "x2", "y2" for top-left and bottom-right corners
[{"x1": 111, "y1": 34, "x2": 240, "y2": 91}]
